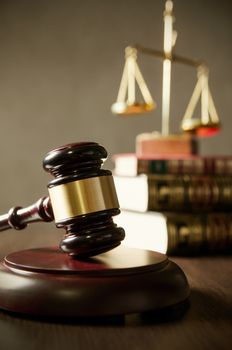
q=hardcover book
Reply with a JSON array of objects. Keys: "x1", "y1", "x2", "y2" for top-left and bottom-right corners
[
  {"x1": 113, "y1": 153, "x2": 232, "y2": 177},
  {"x1": 115, "y1": 210, "x2": 232, "y2": 255},
  {"x1": 114, "y1": 174, "x2": 232, "y2": 212}
]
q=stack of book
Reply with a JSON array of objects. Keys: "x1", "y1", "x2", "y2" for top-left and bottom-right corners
[{"x1": 113, "y1": 153, "x2": 232, "y2": 255}]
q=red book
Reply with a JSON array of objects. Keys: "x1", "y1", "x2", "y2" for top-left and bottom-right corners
[{"x1": 112, "y1": 153, "x2": 232, "y2": 176}]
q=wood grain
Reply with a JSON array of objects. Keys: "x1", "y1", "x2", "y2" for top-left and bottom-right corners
[{"x1": 0, "y1": 225, "x2": 231, "y2": 350}]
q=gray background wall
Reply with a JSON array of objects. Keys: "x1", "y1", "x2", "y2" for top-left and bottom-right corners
[{"x1": 0, "y1": 0, "x2": 231, "y2": 212}]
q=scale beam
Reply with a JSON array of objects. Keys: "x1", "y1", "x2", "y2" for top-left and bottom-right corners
[{"x1": 134, "y1": 44, "x2": 204, "y2": 69}]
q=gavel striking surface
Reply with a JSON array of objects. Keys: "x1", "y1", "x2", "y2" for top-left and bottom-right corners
[{"x1": 0, "y1": 245, "x2": 189, "y2": 318}]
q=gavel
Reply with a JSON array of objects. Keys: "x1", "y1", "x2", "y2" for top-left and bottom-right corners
[
  {"x1": 0, "y1": 142, "x2": 125, "y2": 258},
  {"x1": 0, "y1": 141, "x2": 190, "y2": 318}
]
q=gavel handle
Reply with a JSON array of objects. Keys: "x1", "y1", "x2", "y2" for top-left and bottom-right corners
[{"x1": 0, "y1": 197, "x2": 54, "y2": 232}]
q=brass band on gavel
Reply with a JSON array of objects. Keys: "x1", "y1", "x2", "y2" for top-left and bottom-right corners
[{"x1": 49, "y1": 175, "x2": 119, "y2": 223}]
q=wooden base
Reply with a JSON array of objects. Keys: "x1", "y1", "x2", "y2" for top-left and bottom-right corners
[
  {"x1": 0, "y1": 246, "x2": 190, "y2": 318},
  {"x1": 136, "y1": 133, "x2": 198, "y2": 157}
]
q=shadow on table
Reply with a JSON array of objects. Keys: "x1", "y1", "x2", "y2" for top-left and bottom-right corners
[
  {"x1": 1, "y1": 287, "x2": 230, "y2": 326},
  {"x1": 185, "y1": 288, "x2": 232, "y2": 322},
  {"x1": 0, "y1": 297, "x2": 190, "y2": 327}
]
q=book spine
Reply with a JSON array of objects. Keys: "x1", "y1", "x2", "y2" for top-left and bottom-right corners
[
  {"x1": 148, "y1": 175, "x2": 232, "y2": 212},
  {"x1": 136, "y1": 158, "x2": 232, "y2": 175},
  {"x1": 166, "y1": 213, "x2": 232, "y2": 255}
]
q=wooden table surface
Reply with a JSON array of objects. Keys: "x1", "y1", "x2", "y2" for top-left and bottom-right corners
[{"x1": 0, "y1": 224, "x2": 232, "y2": 350}]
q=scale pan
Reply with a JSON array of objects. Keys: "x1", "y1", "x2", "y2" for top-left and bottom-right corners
[
  {"x1": 182, "y1": 119, "x2": 221, "y2": 137},
  {"x1": 111, "y1": 101, "x2": 156, "y2": 116},
  {"x1": 196, "y1": 122, "x2": 221, "y2": 137},
  {"x1": 181, "y1": 118, "x2": 202, "y2": 132}
]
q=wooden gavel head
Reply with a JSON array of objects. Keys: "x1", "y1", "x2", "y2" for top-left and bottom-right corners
[{"x1": 43, "y1": 142, "x2": 125, "y2": 258}]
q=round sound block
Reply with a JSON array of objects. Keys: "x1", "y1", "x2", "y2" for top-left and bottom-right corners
[{"x1": 0, "y1": 246, "x2": 189, "y2": 318}]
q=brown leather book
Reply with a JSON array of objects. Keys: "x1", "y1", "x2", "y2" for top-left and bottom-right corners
[
  {"x1": 114, "y1": 174, "x2": 232, "y2": 212},
  {"x1": 115, "y1": 210, "x2": 232, "y2": 256}
]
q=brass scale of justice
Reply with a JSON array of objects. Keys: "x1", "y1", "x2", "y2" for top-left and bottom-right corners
[
  {"x1": 111, "y1": 1, "x2": 220, "y2": 137},
  {"x1": 0, "y1": 0, "x2": 221, "y2": 319}
]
